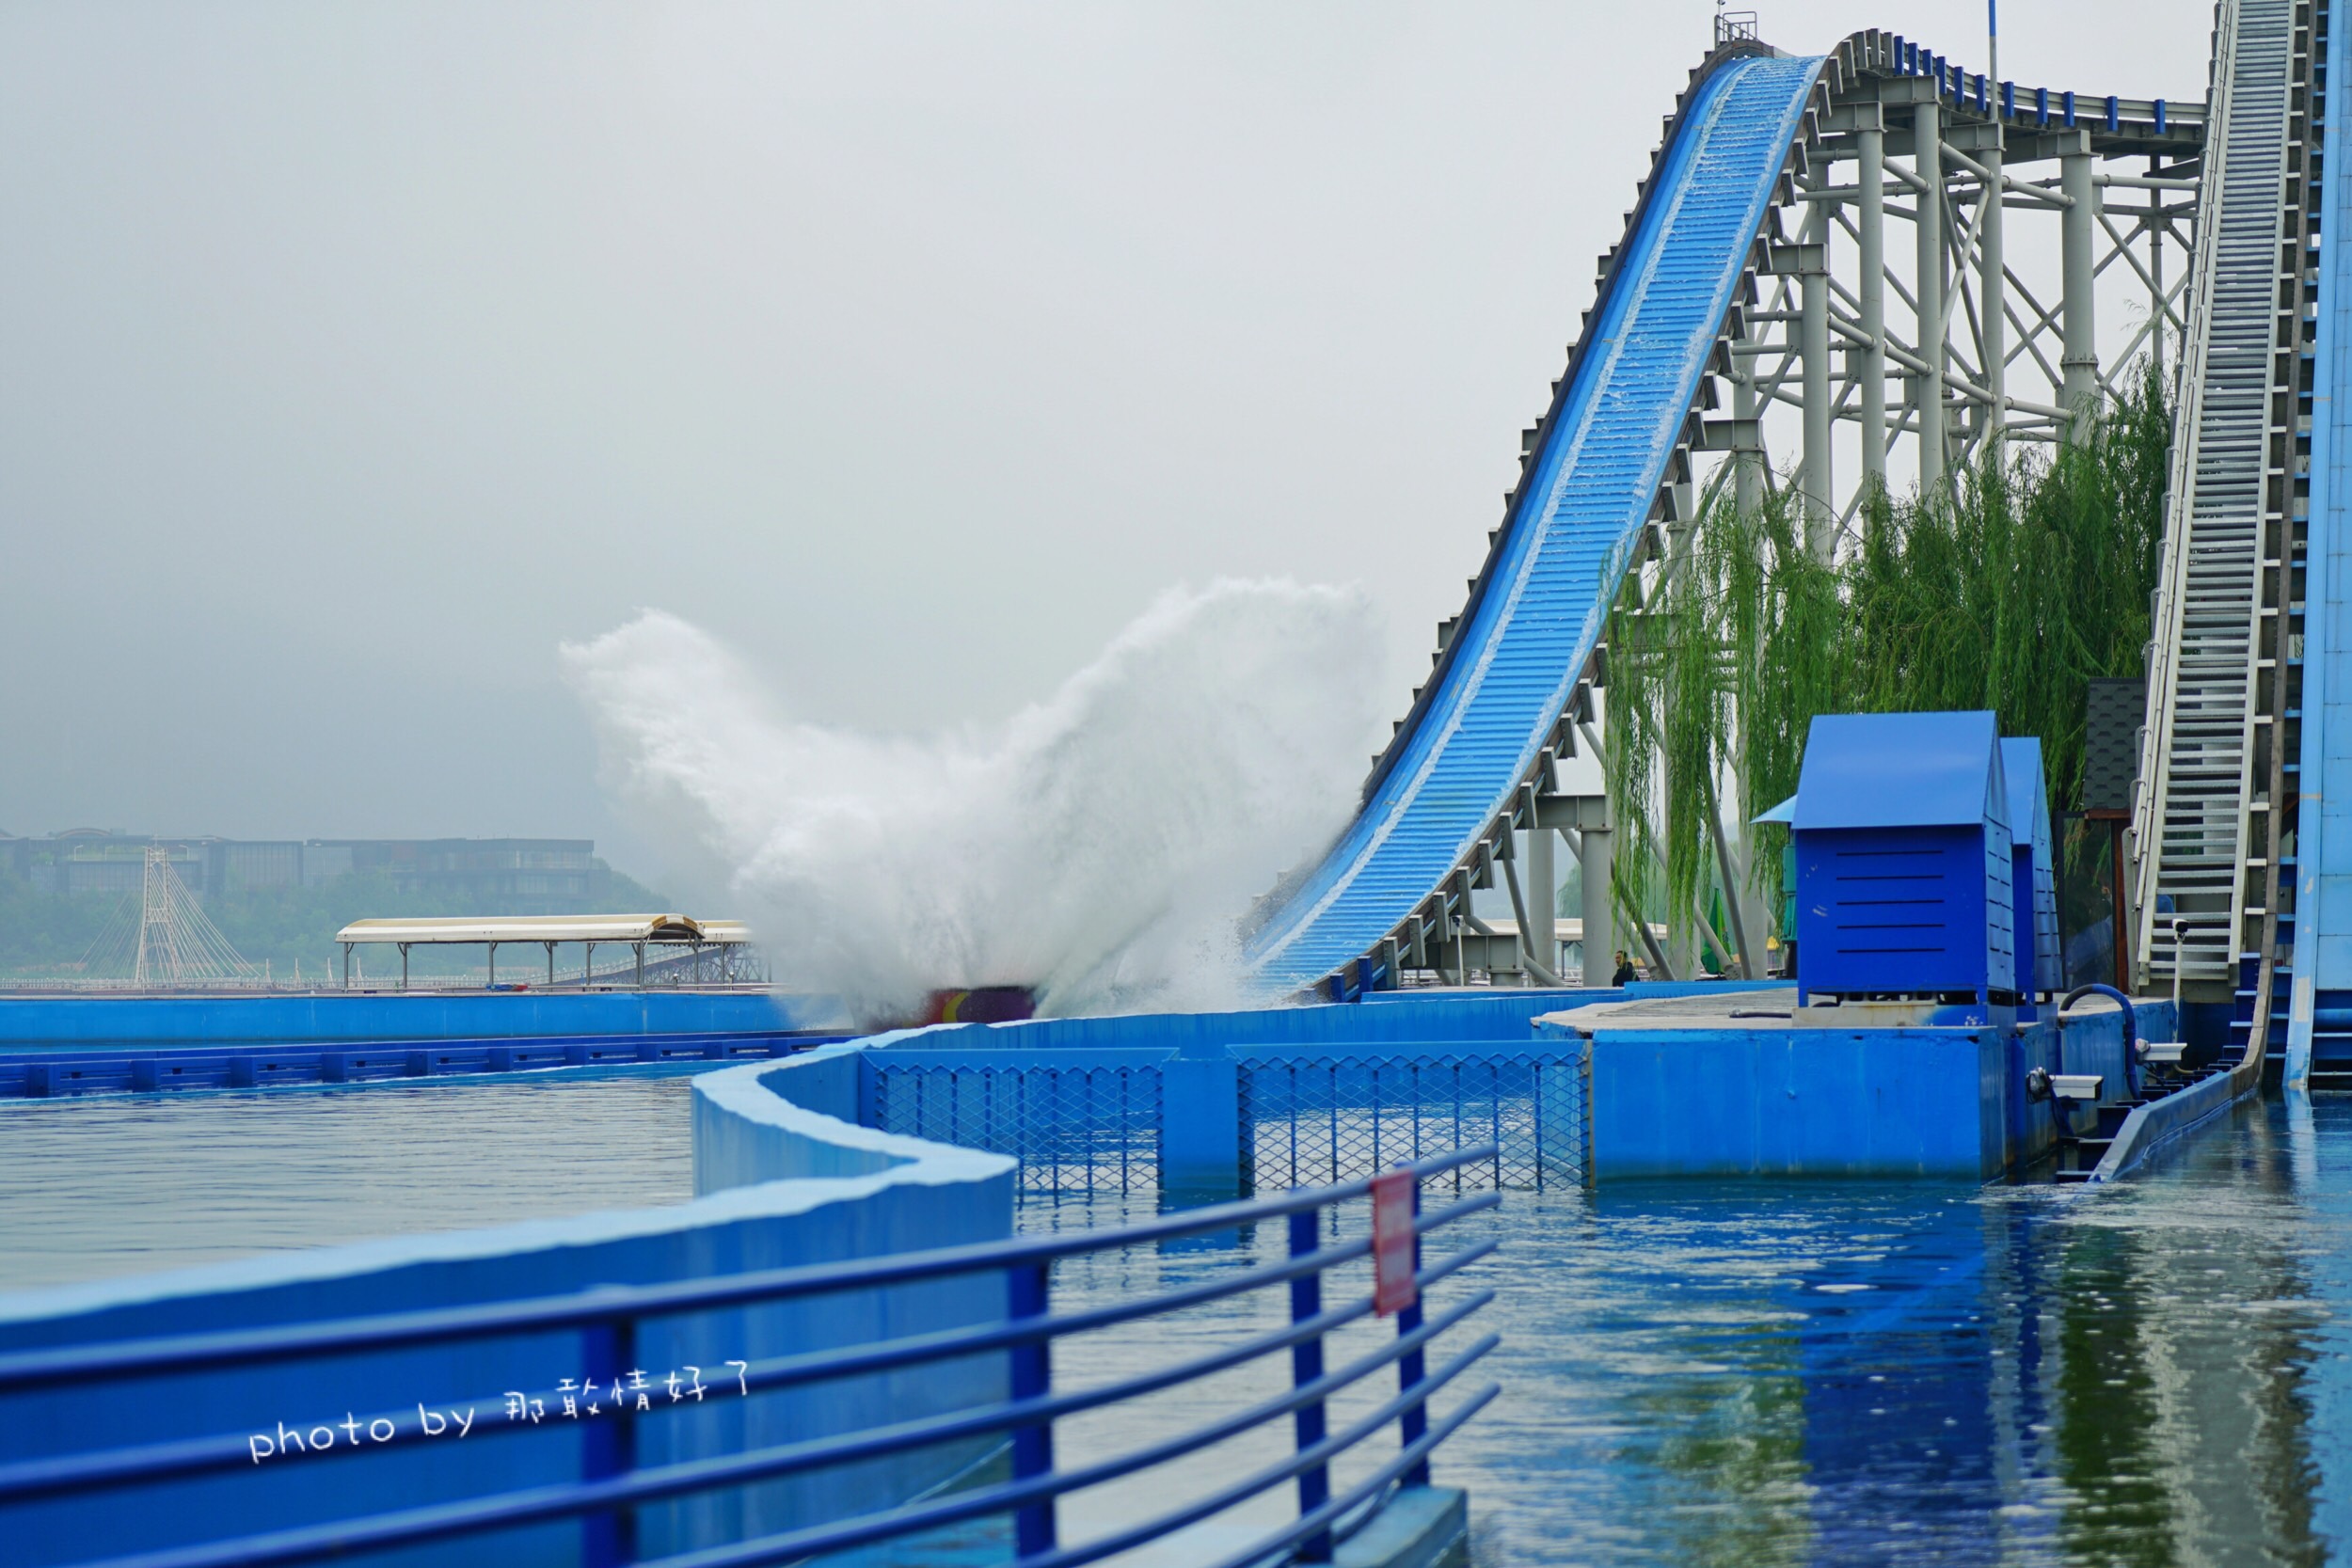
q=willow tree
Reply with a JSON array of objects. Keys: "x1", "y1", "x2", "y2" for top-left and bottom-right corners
[{"x1": 1601, "y1": 360, "x2": 2171, "y2": 968}]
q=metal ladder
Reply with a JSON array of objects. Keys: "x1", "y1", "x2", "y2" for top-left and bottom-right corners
[{"x1": 2136, "y1": 0, "x2": 2299, "y2": 990}]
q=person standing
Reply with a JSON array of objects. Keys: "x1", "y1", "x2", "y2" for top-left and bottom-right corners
[{"x1": 1611, "y1": 949, "x2": 1637, "y2": 987}]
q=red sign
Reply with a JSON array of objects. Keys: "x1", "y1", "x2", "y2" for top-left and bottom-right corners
[{"x1": 1371, "y1": 1168, "x2": 1419, "y2": 1316}]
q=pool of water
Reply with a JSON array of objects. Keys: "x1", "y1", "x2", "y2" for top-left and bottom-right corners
[
  {"x1": 0, "y1": 1071, "x2": 700, "y2": 1291},
  {"x1": 1025, "y1": 1095, "x2": 2352, "y2": 1566},
  {"x1": 8, "y1": 1072, "x2": 2348, "y2": 1564}
]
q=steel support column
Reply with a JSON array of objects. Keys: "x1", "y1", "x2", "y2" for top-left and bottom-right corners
[
  {"x1": 1857, "y1": 111, "x2": 1888, "y2": 489},
  {"x1": 1915, "y1": 99, "x2": 1947, "y2": 488},
  {"x1": 1524, "y1": 825, "x2": 1556, "y2": 980},
  {"x1": 1979, "y1": 133, "x2": 2006, "y2": 451},
  {"x1": 1800, "y1": 175, "x2": 1834, "y2": 557},
  {"x1": 2059, "y1": 132, "x2": 2099, "y2": 432},
  {"x1": 1733, "y1": 326, "x2": 1762, "y2": 515},
  {"x1": 1580, "y1": 821, "x2": 1615, "y2": 986}
]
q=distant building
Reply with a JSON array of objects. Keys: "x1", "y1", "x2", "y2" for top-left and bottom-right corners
[{"x1": 0, "y1": 831, "x2": 614, "y2": 909}]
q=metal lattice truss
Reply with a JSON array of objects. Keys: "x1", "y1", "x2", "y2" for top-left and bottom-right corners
[
  {"x1": 1389, "y1": 30, "x2": 2212, "y2": 993},
  {"x1": 1696, "y1": 31, "x2": 2204, "y2": 554}
]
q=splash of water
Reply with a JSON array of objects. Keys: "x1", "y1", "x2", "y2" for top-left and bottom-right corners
[{"x1": 559, "y1": 580, "x2": 1386, "y2": 1020}]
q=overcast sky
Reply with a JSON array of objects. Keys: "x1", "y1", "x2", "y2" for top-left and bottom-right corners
[{"x1": 0, "y1": 1, "x2": 2211, "y2": 891}]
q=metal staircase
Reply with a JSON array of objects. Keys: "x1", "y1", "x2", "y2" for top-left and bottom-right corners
[{"x1": 2135, "y1": 0, "x2": 2307, "y2": 1011}]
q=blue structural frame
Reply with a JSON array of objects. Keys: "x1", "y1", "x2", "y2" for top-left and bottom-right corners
[{"x1": 1788, "y1": 713, "x2": 2015, "y2": 1008}]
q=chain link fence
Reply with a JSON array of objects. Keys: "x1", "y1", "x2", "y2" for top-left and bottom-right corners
[
  {"x1": 866, "y1": 1049, "x2": 1586, "y2": 1194},
  {"x1": 868, "y1": 1063, "x2": 1164, "y2": 1193},
  {"x1": 1238, "y1": 1053, "x2": 1586, "y2": 1193}
]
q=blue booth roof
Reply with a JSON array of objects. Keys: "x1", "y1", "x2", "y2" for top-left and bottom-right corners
[
  {"x1": 1999, "y1": 736, "x2": 2054, "y2": 873},
  {"x1": 1790, "y1": 711, "x2": 2010, "y2": 833}
]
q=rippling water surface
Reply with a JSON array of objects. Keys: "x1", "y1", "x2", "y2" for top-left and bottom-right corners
[
  {"x1": 1026, "y1": 1096, "x2": 2352, "y2": 1567},
  {"x1": 0, "y1": 1073, "x2": 698, "y2": 1290},
  {"x1": 6, "y1": 1075, "x2": 2348, "y2": 1564}
]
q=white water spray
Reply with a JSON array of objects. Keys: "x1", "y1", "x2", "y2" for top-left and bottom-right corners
[{"x1": 560, "y1": 581, "x2": 1387, "y2": 1021}]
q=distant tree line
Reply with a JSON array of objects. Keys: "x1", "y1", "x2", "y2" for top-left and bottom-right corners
[{"x1": 0, "y1": 865, "x2": 673, "y2": 981}]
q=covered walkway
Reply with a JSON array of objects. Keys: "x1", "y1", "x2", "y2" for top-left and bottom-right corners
[{"x1": 331, "y1": 913, "x2": 755, "y2": 989}]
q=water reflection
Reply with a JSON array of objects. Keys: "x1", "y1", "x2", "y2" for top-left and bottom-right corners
[
  {"x1": 1031, "y1": 1096, "x2": 2352, "y2": 1565},
  {"x1": 1470, "y1": 1096, "x2": 2352, "y2": 1565}
]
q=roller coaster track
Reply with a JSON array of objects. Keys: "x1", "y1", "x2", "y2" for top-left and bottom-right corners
[{"x1": 1247, "y1": 24, "x2": 2229, "y2": 1004}]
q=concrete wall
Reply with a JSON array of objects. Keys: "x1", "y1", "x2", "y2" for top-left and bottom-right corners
[
  {"x1": 0, "y1": 1049, "x2": 1013, "y2": 1568},
  {"x1": 0, "y1": 990, "x2": 836, "y2": 1052}
]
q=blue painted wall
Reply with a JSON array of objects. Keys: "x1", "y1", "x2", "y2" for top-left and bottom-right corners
[
  {"x1": 0, "y1": 990, "x2": 834, "y2": 1051},
  {"x1": 0, "y1": 1050, "x2": 1013, "y2": 1567},
  {"x1": 1581, "y1": 1025, "x2": 2005, "y2": 1179},
  {"x1": 1794, "y1": 826, "x2": 2015, "y2": 1000},
  {"x1": 1559, "y1": 1002, "x2": 2160, "y2": 1181}
]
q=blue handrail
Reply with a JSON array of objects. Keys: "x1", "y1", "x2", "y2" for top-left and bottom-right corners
[
  {"x1": 2058, "y1": 982, "x2": 2138, "y2": 1100},
  {"x1": 5, "y1": 1145, "x2": 1503, "y2": 1568}
]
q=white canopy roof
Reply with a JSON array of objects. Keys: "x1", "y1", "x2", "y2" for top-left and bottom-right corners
[{"x1": 335, "y1": 913, "x2": 750, "y2": 945}]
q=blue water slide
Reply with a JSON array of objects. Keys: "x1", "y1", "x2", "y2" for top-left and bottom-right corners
[{"x1": 1245, "y1": 48, "x2": 1826, "y2": 996}]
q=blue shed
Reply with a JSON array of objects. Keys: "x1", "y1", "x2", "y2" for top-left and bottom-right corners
[
  {"x1": 1788, "y1": 711, "x2": 2016, "y2": 1007},
  {"x1": 2000, "y1": 736, "x2": 2063, "y2": 1006}
]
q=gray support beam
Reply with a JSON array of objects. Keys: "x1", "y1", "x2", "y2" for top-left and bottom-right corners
[
  {"x1": 1703, "y1": 782, "x2": 1756, "y2": 979},
  {"x1": 1979, "y1": 131, "x2": 2006, "y2": 451},
  {"x1": 2149, "y1": 164, "x2": 2167, "y2": 383},
  {"x1": 1915, "y1": 99, "x2": 1946, "y2": 489},
  {"x1": 1581, "y1": 821, "x2": 1615, "y2": 986},
  {"x1": 1801, "y1": 176, "x2": 1834, "y2": 557},
  {"x1": 1732, "y1": 336, "x2": 1762, "y2": 515},
  {"x1": 1498, "y1": 841, "x2": 1565, "y2": 987},
  {"x1": 2059, "y1": 133, "x2": 2099, "y2": 432},
  {"x1": 1525, "y1": 823, "x2": 1556, "y2": 981},
  {"x1": 1857, "y1": 114, "x2": 1888, "y2": 490}
]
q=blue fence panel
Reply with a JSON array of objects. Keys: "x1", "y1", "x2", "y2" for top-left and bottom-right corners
[
  {"x1": 1239, "y1": 1052, "x2": 1586, "y2": 1193},
  {"x1": 863, "y1": 1036, "x2": 1592, "y2": 1196},
  {"x1": 868, "y1": 1062, "x2": 1164, "y2": 1193}
]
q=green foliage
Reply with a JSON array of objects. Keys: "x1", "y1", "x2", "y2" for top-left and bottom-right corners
[
  {"x1": 1606, "y1": 363, "x2": 2171, "y2": 947},
  {"x1": 0, "y1": 865, "x2": 674, "y2": 979},
  {"x1": 0, "y1": 875, "x2": 120, "y2": 975}
]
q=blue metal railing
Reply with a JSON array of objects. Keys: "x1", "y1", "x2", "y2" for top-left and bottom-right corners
[{"x1": 0, "y1": 1147, "x2": 1502, "y2": 1568}]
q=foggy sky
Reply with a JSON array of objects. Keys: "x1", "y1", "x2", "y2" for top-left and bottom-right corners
[{"x1": 0, "y1": 1, "x2": 2212, "y2": 896}]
